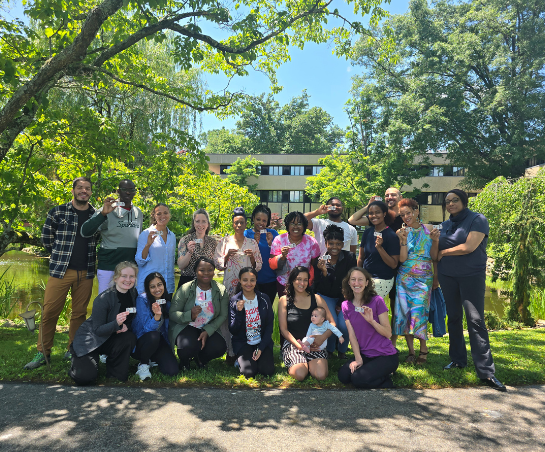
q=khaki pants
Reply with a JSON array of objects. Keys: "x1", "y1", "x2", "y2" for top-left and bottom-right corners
[{"x1": 38, "y1": 269, "x2": 94, "y2": 355}]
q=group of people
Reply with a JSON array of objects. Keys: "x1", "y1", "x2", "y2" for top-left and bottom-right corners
[{"x1": 24, "y1": 177, "x2": 506, "y2": 392}]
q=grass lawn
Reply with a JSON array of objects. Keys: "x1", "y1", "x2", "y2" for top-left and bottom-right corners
[{"x1": 1, "y1": 324, "x2": 543, "y2": 389}]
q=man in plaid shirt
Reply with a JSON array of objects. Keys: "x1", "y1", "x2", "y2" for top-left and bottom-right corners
[{"x1": 24, "y1": 177, "x2": 99, "y2": 369}]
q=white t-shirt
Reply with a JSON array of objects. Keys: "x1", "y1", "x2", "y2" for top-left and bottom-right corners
[
  {"x1": 243, "y1": 295, "x2": 261, "y2": 345},
  {"x1": 312, "y1": 218, "x2": 358, "y2": 255}
]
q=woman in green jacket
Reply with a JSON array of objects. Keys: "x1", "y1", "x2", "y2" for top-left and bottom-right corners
[{"x1": 169, "y1": 257, "x2": 229, "y2": 370}]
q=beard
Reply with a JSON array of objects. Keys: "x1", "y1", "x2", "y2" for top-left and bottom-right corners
[
  {"x1": 329, "y1": 212, "x2": 342, "y2": 219},
  {"x1": 73, "y1": 196, "x2": 89, "y2": 207}
]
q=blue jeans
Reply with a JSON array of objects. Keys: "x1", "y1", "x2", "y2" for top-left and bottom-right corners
[{"x1": 319, "y1": 294, "x2": 348, "y2": 353}]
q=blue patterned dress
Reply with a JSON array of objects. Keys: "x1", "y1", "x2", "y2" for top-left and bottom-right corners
[{"x1": 393, "y1": 225, "x2": 433, "y2": 340}]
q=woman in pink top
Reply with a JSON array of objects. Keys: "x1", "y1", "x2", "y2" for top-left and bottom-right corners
[
  {"x1": 269, "y1": 211, "x2": 321, "y2": 297},
  {"x1": 338, "y1": 267, "x2": 399, "y2": 389}
]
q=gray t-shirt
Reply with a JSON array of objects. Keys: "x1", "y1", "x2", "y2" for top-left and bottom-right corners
[{"x1": 312, "y1": 218, "x2": 358, "y2": 255}]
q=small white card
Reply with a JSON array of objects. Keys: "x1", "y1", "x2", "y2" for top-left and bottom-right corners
[
  {"x1": 374, "y1": 231, "x2": 382, "y2": 238},
  {"x1": 126, "y1": 307, "x2": 136, "y2": 313},
  {"x1": 156, "y1": 299, "x2": 166, "y2": 305}
]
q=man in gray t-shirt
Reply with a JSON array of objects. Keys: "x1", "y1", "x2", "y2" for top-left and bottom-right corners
[{"x1": 304, "y1": 197, "x2": 358, "y2": 255}]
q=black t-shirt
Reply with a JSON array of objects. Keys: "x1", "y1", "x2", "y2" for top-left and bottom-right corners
[
  {"x1": 68, "y1": 207, "x2": 92, "y2": 270},
  {"x1": 117, "y1": 289, "x2": 135, "y2": 330},
  {"x1": 286, "y1": 293, "x2": 318, "y2": 341},
  {"x1": 390, "y1": 215, "x2": 403, "y2": 232},
  {"x1": 360, "y1": 226, "x2": 401, "y2": 280}
]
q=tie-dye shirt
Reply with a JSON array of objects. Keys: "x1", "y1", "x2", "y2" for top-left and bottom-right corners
[{"x1": 270, "y1": 234, "x2": 321, "y2": 286}]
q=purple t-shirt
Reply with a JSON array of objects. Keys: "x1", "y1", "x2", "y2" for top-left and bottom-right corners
[{"x1": 342, "y1": 296, "x2": 397, "y2": 358}]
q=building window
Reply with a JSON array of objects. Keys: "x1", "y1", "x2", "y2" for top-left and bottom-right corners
[
  {"x1": 431, "y1": 193, "x2": 446, "y2": 205},
  {"x1": 429, "y1": 166, "x2": 444, "y2": 177},
  {"x1": 452, "y1": 167, "x2": 466, "y2": 176},
  {"x1": 291, "y1": 166, "x2": 305, "y2": 175},
  {"x1": 290, "y1": 191, "x2": 304, "y2": 202},
  {"x1": 414, "y1": 193, "x2": 429, "y2": 205},
  {"x1": 220, "y1": 165, "x2": 231, "y2": 174}
]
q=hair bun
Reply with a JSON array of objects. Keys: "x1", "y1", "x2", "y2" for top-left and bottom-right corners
[{"x1": 233, "y1": 207, "x2": 246, "y2": 218}]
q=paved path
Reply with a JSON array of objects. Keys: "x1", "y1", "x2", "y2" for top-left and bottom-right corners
[{"x1": 0, "y1": 383, "x2": 544, "y2": 451}]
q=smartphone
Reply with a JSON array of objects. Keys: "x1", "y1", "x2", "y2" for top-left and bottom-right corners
[
  {"x1": 156, "y1": 299, "x2": 166, "y2": 305},
  {"x1": 126, "y1": 307, "x2": 136, "y2": 314},
  {"x1": 374, "y1": 231, "x2": 382, "y2": 238}
]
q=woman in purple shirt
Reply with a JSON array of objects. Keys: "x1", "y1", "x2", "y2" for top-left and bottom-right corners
[{"x1": 338, "y1": 267, "x2": 398, "y2": 389}]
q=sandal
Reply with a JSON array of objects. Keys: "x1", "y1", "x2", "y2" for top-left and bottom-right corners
[
  {"x1": 404, "y1": 353, "x2": 415, "y2": 364},
  {"x1": 416, "y1": 350, "x2": 429, "y2": 365}
]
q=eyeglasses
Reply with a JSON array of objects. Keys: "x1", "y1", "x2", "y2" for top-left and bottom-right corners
[
  {"x1": 119, "y1": 188, "x2": 137, "y2": 193},
  {"x1": 445, "y1": 198, "x2": 460, "y2": 205}
]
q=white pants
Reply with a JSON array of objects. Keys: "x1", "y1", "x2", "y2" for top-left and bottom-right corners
[
  {"x1": 373, "y1": 277, "x2": 395, "y2": 299},
  {"x1": 97, "y1": 270, "x2": 115, "y2": 294}
]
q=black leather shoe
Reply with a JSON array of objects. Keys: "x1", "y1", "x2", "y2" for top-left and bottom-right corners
[
  {"x1": 482, "y1": 376, "x2": 507, "y2": 392},
  {"x1": 443, "y1": 361, "x2": 466, "y2": 370}
]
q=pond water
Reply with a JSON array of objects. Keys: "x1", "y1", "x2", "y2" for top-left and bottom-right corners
[{"x1": 0, "y1": 251, "x2": 508, "y2": 319}]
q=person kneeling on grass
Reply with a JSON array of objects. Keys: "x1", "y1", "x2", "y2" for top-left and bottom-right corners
[
  {"x1": 338, "y1": 267, "x2": 399, "y2": 389},
  {"x1": 298, "y1": 307, "x2": 344, "y2": 353},
  {"x1": 168, "y1": 257, "x2": 229, "y2": 371},
  {"x1": 69, "y1": 261, "x2": 138, "y2": 385},
  {"x1": 229, "y1": 267, "x2": 275, "y2": 379},
  {"x1": 132, "y1": 272, "x2": 178, "y2": 380}
]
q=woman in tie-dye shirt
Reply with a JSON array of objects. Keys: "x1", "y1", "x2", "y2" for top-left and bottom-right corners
[{"x1": 269, "y1": 211, "x2": 321, "y2": 297}]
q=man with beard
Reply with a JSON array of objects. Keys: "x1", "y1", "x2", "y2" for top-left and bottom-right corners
[
  {"x1": 348, "y1": 188, "x2": 404, "y2": 231},
  {"x1": 304, "y1": 197, "x2": 358, "y2": 255},
  {"x1": 24, "y1": 177, "x2": 99, "y2": 369},
  {"x1": 81, "y1": 179, "x2": 143, "y2": 294}
]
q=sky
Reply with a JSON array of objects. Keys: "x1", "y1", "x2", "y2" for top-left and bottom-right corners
[{"x1": 3, "y1": 0, "x2": 411, "y2": 133}]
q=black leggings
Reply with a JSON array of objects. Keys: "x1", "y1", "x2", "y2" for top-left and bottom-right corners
[
  {"x1": 257, "y1": 281, "x2": 278, "y2": 305},
  {"x1": 236, "y1": 344, "x2": 275, "y2": 378},
  {"x1": 175, "y1": 325, "x2": 227, "y2": 368},
  {"x1": 338, "y1": 354, "x2": 399, "y2": 389},
  {"x1": 69, "y1": 331, "x2": 136, "y2": 386},
  {"x1": 133, "y1": 331, "x2": 178, "y2": 376}
]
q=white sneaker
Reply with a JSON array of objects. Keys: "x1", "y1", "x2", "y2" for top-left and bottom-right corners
[
  {"x1": 136, "y1": 363, "x2": 151, "y2": 381},
  {"x1": 149, "y1": 360, "x2": 158, "y2": 368},
  {"x1": 99, "y1": 354, "x2": 107, "y2": 364}
]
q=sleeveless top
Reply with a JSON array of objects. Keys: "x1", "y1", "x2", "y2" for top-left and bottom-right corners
[{"x1": 286, "y1": 293, "x2": 318, "y2": 340}]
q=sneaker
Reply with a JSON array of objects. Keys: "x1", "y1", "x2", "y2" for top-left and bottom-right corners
[
  {"x1": 99, "y1": 354, "x2": 107, "y2": 364},
  {"x1": 24, "y1": 352, "x2": 49, "y2": 370},
  {"x1": 149, "y1": 360, "x2": 158, "y2": 368},
  {"x1": 64, "y1": 350, "x2": 72, "y2": 361},
  {"x1": 136, "y1": 363, "x2": 152, "y2": 381}
]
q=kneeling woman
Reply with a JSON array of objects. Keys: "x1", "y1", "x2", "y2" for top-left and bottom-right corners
[
  {"x1": 278, "y1": 266, "x2": 335, "y2": 381},
  {"x1": 132, "y1": 272, "x2": 178, "y2": 380},
  {"x1": 169, "y1": 257, "x2": 229, "y2": 370},
  {"x1": 70, "y1": 261, "x2": 139, "y2": 385},
  {"x1": 338, "y1": 268, "x2": 399, "y2": 389},
  {"x1": 229, "y1": 267, "x2": 275, "y2": 378}
]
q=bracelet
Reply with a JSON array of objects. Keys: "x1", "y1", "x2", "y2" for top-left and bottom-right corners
[{"x1": 401, "y1": 243, "x2": 407, "y2": 246}]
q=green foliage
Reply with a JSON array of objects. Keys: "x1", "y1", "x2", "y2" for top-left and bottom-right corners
[
  {"x1": 203, "y1": 91, "x2": 344, "y2": 154},
  {"x1": 471, "y1": 172, "x2": 545, "y2": 324},
  {"x1": 0, "y1": 268, "x2": 17, "y2": 319},
  {"x1": 224, "y1": 155, "x2": 263, "y2": 193},
  {"x1": 350, "y1": 0, "x2": 545, "y2": 189}
]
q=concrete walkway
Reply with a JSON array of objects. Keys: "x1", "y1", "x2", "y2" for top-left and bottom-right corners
[{"x1": 0, "y1": 383, "x2": 544, "y2": 451}]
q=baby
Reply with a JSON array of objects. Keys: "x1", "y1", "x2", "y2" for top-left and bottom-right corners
[{"x1": 298, "y1": 307, "x2": 344, "y2": 353}]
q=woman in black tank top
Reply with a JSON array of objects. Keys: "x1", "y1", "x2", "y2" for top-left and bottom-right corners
[{"x1": 278, "y1": 266, "x2": 337, "y2": 381}]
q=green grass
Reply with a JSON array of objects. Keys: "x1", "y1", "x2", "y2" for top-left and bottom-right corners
[{"x1": 1, "y1": 326, "x2": 543, "y2": 389}]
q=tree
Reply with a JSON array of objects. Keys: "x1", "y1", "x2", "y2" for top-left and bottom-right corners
[
  {"x1": 200, "y1": 128, "x2": 250, "y2": 154},
  {"x1": 350, "y1": 0, "x2": 545, "y2": 188},
  {"x1": 0, "y1": 0, "x2": 391, "y2": 164},
  {"x1": 471, "y1": 173, "x2": 545, "y2": 325},
  {"x1": 224, "y1": 155, "x2": 263, "y2": 193}
]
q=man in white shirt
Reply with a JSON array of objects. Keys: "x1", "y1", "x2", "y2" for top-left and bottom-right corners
[{"x1": 304, "y1": 197, "x2": 358, "y2": 255}]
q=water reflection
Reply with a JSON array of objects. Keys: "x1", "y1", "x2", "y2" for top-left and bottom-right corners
[{"x1": 2, "y1": 251, "x2": 508, "y2": 319}]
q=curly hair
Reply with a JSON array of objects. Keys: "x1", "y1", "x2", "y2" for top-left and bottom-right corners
[
  {"x1": 285, "y1": 266, "x2": 312, "y2": 305},
  {"x1": 398, "y1": 198, "x2": 419, "y2": 210},
  {"x1": 323, "y1": 224, "x2": 344, "y2": 243},
  {"x1": 341, "y1": 267, "x2": 377, "y2": 305},
  {"x1": 284, "y1": 211, "x2": 308, "y2": 234}
]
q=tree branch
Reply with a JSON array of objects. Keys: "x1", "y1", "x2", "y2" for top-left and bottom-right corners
[{"x1": 79, "y1": 65, "x2": 234, "y2": 111}]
